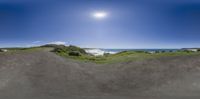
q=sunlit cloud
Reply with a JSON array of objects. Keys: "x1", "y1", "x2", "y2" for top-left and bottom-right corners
[{"x1": 48, "y1": 41, "x2": 66, "y2": 45}]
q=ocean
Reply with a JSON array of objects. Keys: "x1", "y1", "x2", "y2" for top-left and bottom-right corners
[
  {"x1": 102, "y1": 49, "x2": 180, "y2": 53},
  {"x1": 85, "y1": 48, "x2": 180, "y2": 56}
]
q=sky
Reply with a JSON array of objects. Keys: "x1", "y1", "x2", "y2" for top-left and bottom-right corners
[{"x1": 0, "y1": 0, "x2": 200, "y2": 48}]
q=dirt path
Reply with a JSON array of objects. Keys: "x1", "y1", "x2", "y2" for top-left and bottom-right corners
[{"x1": 0, "y1": 50, "x2": 200, "y2": 99}]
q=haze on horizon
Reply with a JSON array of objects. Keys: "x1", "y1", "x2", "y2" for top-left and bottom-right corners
[{"x1": 0, "y1": 0, "x2": 200, "y2": 48}]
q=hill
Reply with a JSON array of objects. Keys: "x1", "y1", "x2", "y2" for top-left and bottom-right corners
[{"x1": 51, "y1": 45, "x2": 200, "y2": 64}]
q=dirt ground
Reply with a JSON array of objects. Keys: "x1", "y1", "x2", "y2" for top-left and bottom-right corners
[{"x1": 0, "y1": 50, "x2": 200, "y2": 99}]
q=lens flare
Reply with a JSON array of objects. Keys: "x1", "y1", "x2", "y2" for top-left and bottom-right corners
[{"x1": 93, "y1": 12, "x2": 107, "y2": 19}]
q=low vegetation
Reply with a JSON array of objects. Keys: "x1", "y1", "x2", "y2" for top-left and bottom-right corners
[
  {"x1": 51, "y1": 45, "x2": 200, "y2": 64},
  {"x1": 3, "y1": 45, "x2": 200, "y2": 64},
  {"x1": 52, "y1": 45, "x2": 87, "y2": 56}
]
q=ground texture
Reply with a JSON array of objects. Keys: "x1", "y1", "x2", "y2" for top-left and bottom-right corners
[{"x1": 0, "y1": 50, "x2": 200, "y2": 99}]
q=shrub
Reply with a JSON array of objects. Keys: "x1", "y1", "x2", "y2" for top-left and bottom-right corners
[
  {"x1": 161, "y1": 50, "x2": 165, "y2": 53},
  {"x1": 68, "y1": 51, "x2": 81, "y2": 56},
  {"x1": 67, "y1": 45, "x2": 86, "y2": 54},
  {"x1": 0, "y1": 49, "x2": 4, "y2": 52},
  {"x1": 53, "y1": 47, "x2": 67, "y2": 53},
  {"x1": 41, "y1": 44, "x2": 65, "y2": 48},
  {"x1": 104, "y1": 53, "x2": 110, "y2": 56},
  {"x1": 52, "y1": 45, "x2": 87, "y2": 56},
  {"x1": 0, "y1": 49, "x2": 8, "y2": 52},
  {"x1": 183, "y1": 50, "x2": 191, "y2": 53}
]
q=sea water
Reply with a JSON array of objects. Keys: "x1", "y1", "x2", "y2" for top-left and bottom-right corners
[{"x1": 85, "y1": 48, "x2": 179, "y2": 56}]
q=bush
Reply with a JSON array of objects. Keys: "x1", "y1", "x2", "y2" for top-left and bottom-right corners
[
  {"x1": 183, "y1": 50, "x2": 191, "y2": 53},
  {"x1": 161, "y1": 50, "x2": 165, "y2": 53},
  {"x1": 52, "y1": 45, "x2": 87, "y2": 57},
  {"x1": 41, "y1": 44, "x2": 66, "y2": 48},
  {"x1": 0, "y1": 49, "x2": 8, "y2": 52},
  {"x1": 53, "y1": 47, "x2": 67, "y2": 53},
  {"x1": 68, "y1": 51, "x2": 81, "y2": 56},
  {"x1": 67, "y1": 45, "x2": 86, "y2": 54},
  {"x1": 0, "y1": 49, "x2": 2, "y2": 52},
  {"x1": 52, "y1": 45, "x2": 86, "y2": 54},
  {"x1": 104, "y1": 53, "x2": 110, "y2": 56}
]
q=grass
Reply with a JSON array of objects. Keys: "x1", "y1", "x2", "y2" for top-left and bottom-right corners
[
  {"x1": 0, "y1": 47, "x2": 53, "y2": 55},
  {"x1": 2, "y1": 45, "x2": 200, "y2": 64},
  {"x1": 57, "y1": 50, "x2": 200, "y2": 64}
]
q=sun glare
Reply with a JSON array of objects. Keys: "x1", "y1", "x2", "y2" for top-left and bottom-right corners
[{"x1": 93, "y1": 12, "x2": 107, "y2": 19}]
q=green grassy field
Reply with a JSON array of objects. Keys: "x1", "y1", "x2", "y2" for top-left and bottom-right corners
[
  {"x1": 57, "y1": 50, "x2": 200, "y2": 64},
  {"x1": 2, "y1": 45, "x2": 200, "y2": 64}
]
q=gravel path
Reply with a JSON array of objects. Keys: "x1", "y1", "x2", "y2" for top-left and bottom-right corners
[{"x1": 0, "y1": 50, "x2": 200, "y2": 99}]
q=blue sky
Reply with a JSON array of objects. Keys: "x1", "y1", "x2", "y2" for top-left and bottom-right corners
[{"x1": 0, "y1": 0, "x2": 200, "y2": 48}]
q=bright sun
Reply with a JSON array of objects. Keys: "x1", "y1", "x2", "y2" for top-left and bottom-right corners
[{"x1": 93, "y1": 12, "x2": 107, "y2": 19}]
